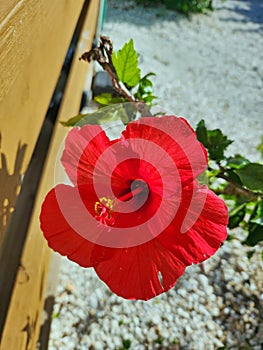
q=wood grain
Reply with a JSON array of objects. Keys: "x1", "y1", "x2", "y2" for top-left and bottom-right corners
[
  {"x1": 0, "y1": 0, "x2": 85, "y2": 173},
  {"x1": 0, "y1": 0, "x2": 100, "y2": 348},
  {"x1": 0, "y1": 0, "x2": 84, "y2": 245}
]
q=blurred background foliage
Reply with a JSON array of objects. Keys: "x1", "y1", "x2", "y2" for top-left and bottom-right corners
[{"x1": 135, "y1": 0, "x2": 213, "y2": 14}]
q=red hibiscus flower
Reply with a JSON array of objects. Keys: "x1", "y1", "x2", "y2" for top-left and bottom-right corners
[{"x1": 40, "y1": 116, "x2": 228, "y2": 300}]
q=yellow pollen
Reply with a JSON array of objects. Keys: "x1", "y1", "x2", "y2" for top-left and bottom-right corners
[{"x1": 94, "y1": 197, "x2": 114, "y2": 216}]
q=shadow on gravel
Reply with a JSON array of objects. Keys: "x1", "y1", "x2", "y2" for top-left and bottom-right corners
[
  {"x1": 106, "y1": 1, "x2": 191, "y2": 26},
  {"x1": 220, "y1": 0, "x2": 263, "y2": 29},
  {"x1": 234, "y1": 0, "x2": 263, "y2": 25}
]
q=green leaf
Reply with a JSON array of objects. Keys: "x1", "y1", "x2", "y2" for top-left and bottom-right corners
[
  {"x1": 143, "y1": 95, "x2": 157, "y2": 104},
  {"x1": 226, "y1": 234, "x2": 236, "y2": 242},
  {"x1": 224, "y1": 169, "x2": 243, "y2": 187},
  {"x1": 196, "y1": 120, "x2": 233, "y2": 161},
  {"x1": 112, "y1": 39, "x2": 141, "y2": 88},
  {"x1": 164, "y1": 0, "x2": 213, "y2": 13},
  {"x1": 228, "y1": 203, "x2": 246, "y2": 229},
  {"x1": 61, "y1": 104, "x2": 133, "y2": 128},
  {"x1": 94, "y1": 93, "x2": 125, "y2": 106},
  {"x1": 257, "y1": 136, "x2": 263, "y2": 158},
  {"x1": 245, "y1": 222, "x2": 263, "y2": 246},
  {"x1": 60, "y1": 114, "x2": 86, "y2": 127},
  {"x1": 78, "y1": 109, "x2": 129, "y2": 127},
  {"x1": 226, "y1": 154, "x2": 250, "y2": 169},
  {"x1": 134, "y1": 73, "x2": 156, "y2": 105},
  {"x1": 196, "y1": 120, "x2": 208, "y2": 146},
  {"x1": 245, "y1": 201, "x2": 263, "y2": 246},
  {"x1": 207, "y1": 129, "x2": 233, "y2": 161},
  {"x1": 235, "y1": 163, "x2": 263, "y2": 192},
  {"x1": 250, "y1": 200, "x2": 263, "y2": 225}
]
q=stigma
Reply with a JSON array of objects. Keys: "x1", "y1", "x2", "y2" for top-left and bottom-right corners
[{"x1": 94, "y1": 197, "x2": 115, "y2": 227}]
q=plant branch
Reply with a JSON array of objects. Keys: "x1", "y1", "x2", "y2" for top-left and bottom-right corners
[
  {"x1": 215, "y1": 171, "x2": 260, "y2": 201},
  {"x1": 79, "y1": 36, "x2": 152, "y2": 118},
  {"x1": 80, "y1": 36, "x2": 136, "y2": 103}
]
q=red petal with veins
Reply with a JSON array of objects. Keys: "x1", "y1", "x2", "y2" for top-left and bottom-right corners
[
  {"x1": 61, "y1": 125, "x2": 112, "y2": 185},
  {"x1": 123, "y1": 116, "x2": 208, "y2": 186},
  {"x1": 94, "y1": 241, "x2": 186, "y2": 300}
]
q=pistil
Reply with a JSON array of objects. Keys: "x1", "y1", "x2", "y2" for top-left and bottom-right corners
[
  {"x1": 118, "y1": 182, "x2": 147, "y2": 202},
  {"x1": 94, "y1": 180, "x2": 148, "y2": 227}
]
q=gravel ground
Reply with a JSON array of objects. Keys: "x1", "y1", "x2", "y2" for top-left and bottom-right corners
[{"x1": 49, "y1": 1, "x2": 263, "y2": 349}]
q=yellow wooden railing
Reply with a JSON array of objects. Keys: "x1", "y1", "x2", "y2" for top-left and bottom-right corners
[{"x1": 0, "y1": 1, "x2": 101, "y2": 348}]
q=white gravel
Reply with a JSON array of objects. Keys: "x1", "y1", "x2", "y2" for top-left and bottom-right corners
[{"x1": 48, "y1": 1, "x2": 263, "y2": 349}]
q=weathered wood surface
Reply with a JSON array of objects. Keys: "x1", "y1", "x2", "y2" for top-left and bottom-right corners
[
  {"x1": 0, "y1": 0, "x2": 85, "y2": 242},
  {"x1": 0, "y1": 0, "x2": 100, "y2": 348}
]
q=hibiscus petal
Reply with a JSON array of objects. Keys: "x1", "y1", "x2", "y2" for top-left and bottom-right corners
[
  {"x1": 94, "y1": 240, "x2": 186, "y2": 300},
  {"x1": 157, "y1": 183, "x2": 228, "y2": 265},
  {"x1": 40, "y1": 184, "x2": 107, "y2": 267},
  {"x1": 61, "y1": 125, "x2": 111, "y2": 185},
  {"x1": 122, "y1": 116, "x2": 208, "y2": 186}
]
